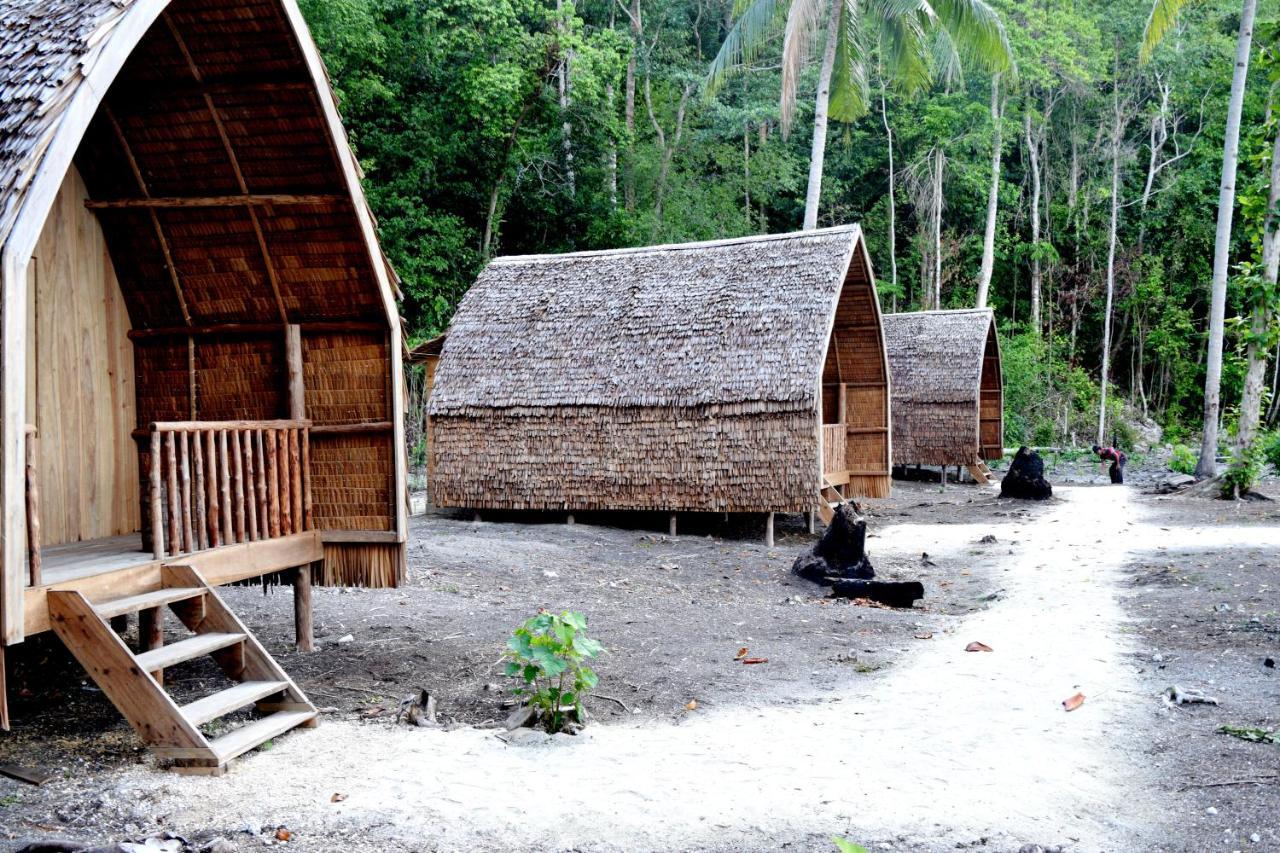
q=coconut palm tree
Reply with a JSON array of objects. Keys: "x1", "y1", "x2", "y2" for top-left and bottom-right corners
[
  {"x1": 1142, "y1": 0, "x2": 1258, "y2": 478},
  {"x1": 707, "y1": 0, "x2": 1014, "y2": 230}
]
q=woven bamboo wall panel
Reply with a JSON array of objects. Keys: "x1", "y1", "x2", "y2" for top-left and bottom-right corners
[
  {"x1": 90, "y1": 210, "x2": 187, "y2": 328},
  {"x1": 303, "y1": 332, "x2": 389, "y2": 424},
  {"x1": 27, "y1": 166, "x2": 140, "y2": 545},
  {"x1": 135, "y1": 339, "x2": 193, "y2": 425},
  {"x1": 169, "y1": 0, "x2": 303, "y2": 78},
  {"x1": 215, "y1": 90, "x2": 343, "y2": 194},
  {"x1": 845, "y1": 431, "x2": 888, "y2": 472},
  {"x1": 195, "y1": 337, "x2": 285, "y2": 420},
  {"x1": 311, "y1": 434, "x2": 392, "y2": 530},
  {"x1": 845, "y1": 386, "x2": 884, "y2": 429},
  {"x1": 161, "y1": 207, "x2": 277, "y2": 323},
  {"x1": 259, "y1": 206, "x2": 383, "y2": 320},
  {"x1": 431, "y1": 406, "x2": 819, "y2": 513}
]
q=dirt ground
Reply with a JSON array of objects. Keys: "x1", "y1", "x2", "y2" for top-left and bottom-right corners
[{"x1": 0, "y1": 473, "x2": 1274, "y2": 852}]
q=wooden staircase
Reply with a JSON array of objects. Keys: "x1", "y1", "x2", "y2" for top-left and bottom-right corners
[
  {"x1": 816, "y1": 476, "x2": 852, "y2": 525},
  {"x1": 48, "y1": 564, "x2": 316, "y2": 775},
  {"x1": 966, "y1": 461, "x2": 998, "y2": 485}
]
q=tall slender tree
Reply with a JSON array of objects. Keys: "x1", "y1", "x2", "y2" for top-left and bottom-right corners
[{"x1": 1143, "y1": 0, "x2": 1259, "y2": 477}]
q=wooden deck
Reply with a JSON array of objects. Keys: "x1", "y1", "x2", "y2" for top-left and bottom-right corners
[{"x1": 23, "y1": 529, "x2": 322, "y2": 636}]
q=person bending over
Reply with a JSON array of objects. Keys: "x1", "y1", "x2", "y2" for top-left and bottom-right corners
[{"x1": 1092, "y1": 444, "x2": 1126, "y2": 484}]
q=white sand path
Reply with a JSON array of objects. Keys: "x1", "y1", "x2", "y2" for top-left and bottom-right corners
[{"x1": 104, "y1": 487, "x2": 1280, "y2": 852}]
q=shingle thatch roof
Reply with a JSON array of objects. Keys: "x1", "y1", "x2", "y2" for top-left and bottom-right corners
[
  {"x1": 430, "y1": 226, "x2": 864, "y2": 413},
  {"x1": 0, "y1": 0, "x2": 127, "y2": 246},
  {"x1": 881, "y1": 309, "x2": 995, "y2": 404}
]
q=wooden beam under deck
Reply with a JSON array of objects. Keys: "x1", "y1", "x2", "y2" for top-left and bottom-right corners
[{"x1": 22, "y1": 531, "x2": 322, "y2": 638}]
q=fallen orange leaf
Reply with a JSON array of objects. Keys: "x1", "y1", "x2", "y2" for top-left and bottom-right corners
[
  {"x1": 741, "y1": 657, "x2": 769, "y2": 665},
  {"x1": 275, "y1": 828, "x2": 293, "y2": 842},
  {"x1": 965, "y1": 641, "x2": 993, "y2": 652},
  {"x1": 735, "y1": 647, "x2": 749, "y2": 660},
  {"x1": 685, "y1": 699, "x2": 698, "y2": 711},
  {"x1": 330, "y1": 793, "x2": 348, "y2": 803},
  {"x1": 1062, "y1": 692, "x2": 1085, "y2": 712}
]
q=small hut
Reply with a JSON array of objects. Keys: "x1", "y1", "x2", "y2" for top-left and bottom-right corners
[
  {"x1": 0, "y1": 0, "x2": 406, "y2": 772},
  {"x1": 429, "y1": 226, "x2": 893, "y2": 525},
  {"x1": 881, "y1": 309, "x2": 1003, "y2": 480}
]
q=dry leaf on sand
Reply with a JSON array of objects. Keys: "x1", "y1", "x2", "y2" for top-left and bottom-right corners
[
  {"x1": 965, "y1": 641, "x2": 993, "y2": 652},
  {"x1": 1062, "y1": 692, "x2": 1085, "y2": 712}
]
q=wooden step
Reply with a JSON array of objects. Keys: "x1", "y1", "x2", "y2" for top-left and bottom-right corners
[
  {"x1": 208, "y1": 709, "x2": 317, "y2": 763},
  {"x1": 182, "y1": 680, "x2": 290, "y2": 726},
  {"x1": 93, "y1": 587, "x2": 205, "y2": 619},
  {"x1": 135, "y1": 632, "x2": 245, "y2": 671}
]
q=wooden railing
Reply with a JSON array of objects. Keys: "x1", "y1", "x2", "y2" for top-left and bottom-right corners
[
  {"x1": 822, "y1": 423, "x2": 847, "y2": 477},
  {"x1": 148, "y1": 420, "x2": 312, "y2": 559}
]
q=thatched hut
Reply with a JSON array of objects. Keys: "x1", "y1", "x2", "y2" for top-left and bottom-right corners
[
  {"x1": 429, "y1": 226, "x2": 892, "y2": 523},
  {"x1": 881, "y1": 309, "x2": 1003, "y2": 476},
  {"x1": 0, "y1": 0, "x2": 406, "y2": 771}
]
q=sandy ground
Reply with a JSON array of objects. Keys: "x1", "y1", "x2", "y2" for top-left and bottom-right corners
[{"x1": 0, "y1": 479, "x2": 1275, "y2": 852}]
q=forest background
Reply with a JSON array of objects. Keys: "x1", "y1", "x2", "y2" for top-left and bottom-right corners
[{"x1": 297, "y1": 0, "x2": 1280, "y2": 473}]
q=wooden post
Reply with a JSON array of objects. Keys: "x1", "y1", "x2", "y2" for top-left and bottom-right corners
[
  {"x1": 285, "y1": 324, "x2": 305, "y2": 420},
  {"x1": 23, "y1": 426, "x2": 40, "y2": 587},
  {"x1": 940, "y1": 466, "x2": 946, "y2": 490},
  {"x1": 668, "y1": 513, "x2": 677, "y2": 538},
  {"x1": 807, "y1": 510, "x2": 816, "y2": 535},
  {"x1": 205, "y1": 430, "x2": 220, "y2": 547},
  {"x1": 294, "y1": 564, "x2": 314, "y2": 653},
  {"x1": 764, "y1": 512, "x2": 775, "y2": 547},
  {"x1": 139, "y1": 606, "x2": 164, "y2": 684},
  {"x1": 231, "y1": 429, "x2": 246, "y2": 543},
  {"x1": 0, "y1": 647, "x2": 8, "y2": 732},
  {"x1": 164, "y1": 432, "x2": 180, "y2": 555},
  {"x1": 178, "y1": 431, "x2": 193, "y2": 552},
  {"x1": 300, "y1": 429, "x2": 312, "y2": 530},
  {"x1": 218, "y1": 430, "x2": 233, "y2": 544},
  {"x1": 149, "y1": 430, "x2": 164, "y2": 559},
  {"x1": 566, "y1": 513, "x2": 575, "y2": 525},
  {"x1": 243, "y1": 432, "x2": 258, "y2": 540}
]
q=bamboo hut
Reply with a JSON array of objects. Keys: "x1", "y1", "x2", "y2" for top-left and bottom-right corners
[
  {"x1": 881, "y1": 309, "x2": 1003, "y2": 481},
  {"x1": 429, "y1": 226, "x2": 892, "y2": 527},
  {"x1": 0, "y1": 0, "x2": 406, "y2": 772}
]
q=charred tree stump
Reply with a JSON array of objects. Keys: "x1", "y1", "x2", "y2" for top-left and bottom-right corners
[
  {"x1": 829, "y1": 579, "x2": 925, "y2": 607},
  {"x1": 999, "y1": 446, "x2": 1053, "y2": 500},
  {"x1": 792, "y1": 504, "x2": 874, "y2": 583}
]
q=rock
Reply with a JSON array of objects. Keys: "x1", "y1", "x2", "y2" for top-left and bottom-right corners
[
  {"x1": 542, "y1": 570, "x2": 559, "y2": 579},
  {"x1": 1155, "y1": 472, "x2": 1197, "y2": 494},
  {"x1": 334, "y1": 634, "x2": 354, "y2": 645},
  {"x1": 1265, "y1": 658, "x2": 1275, "y2": 669},
  {"x1": 1206, "y1": 806, "x2": 1218, "y2": 815},
  {"x1": 499, "y1": 728, "x2": 553, "y2": 747},
  {"x1": 505, "y1": 705, "x2": 535, "y2": 731},
  {"x1": 1251, "y1": 833, "x2": 1261, "y2": 843},
  {"x1": 1000, "y1": 447, "x2": 1053, "y2": 500},
  {"x1": 201, "y1": 842, "x2": 236, "y2": 853},
  {"x1": 396, "y1": 689, "x2": 438, "y2": 727},
  {"x1": 978, "y1": 534, "x2": 998, "y2": 544}
]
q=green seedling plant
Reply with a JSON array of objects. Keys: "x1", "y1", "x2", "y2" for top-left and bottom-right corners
[{"x1": 504, "y1": 610, "x2": 603, "y2": 733}]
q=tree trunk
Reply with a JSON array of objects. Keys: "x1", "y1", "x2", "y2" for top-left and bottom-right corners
[
  {"x1": 1232, "y1": 105, "x2": 1280, "y2": 478},
  {"x1": 977, "y1": 75, "x2": 1002, "y2": 309},
  {"x1": 646, "y1": 80, "x2": 694, "y2": 238},
  {"x1": 802, "y1": 0, "x2": 843, "y2": 230},
  {"x1": 1025, "y1": 110, "x2": 1043, "y2": 332},
  {"x1": 880, "y1": 81, "x2": 898, "y2": 310},
  {"x1": 932, "y1": 147, "x2": 944, "y2": 309},
  {"x1": 1197, "y1": 0, "x2": 1258, "y2": 478},
  {"x1": 606, "y1": 82, "x2": 618, "y2": 209},
  {"x1": 623, "y1": 0, "x2": 640, "y2": 212},
  {"x1": 1098, "y1": 92, "x2": 1124, "y2": 446},
  {"x1": 556, "y1": 0, "x2": 575, "y2": 198}
]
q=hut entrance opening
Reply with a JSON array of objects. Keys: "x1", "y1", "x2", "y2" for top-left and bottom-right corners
[{"x1": 819, "y1": 256, "x2": 890, "y2": 498}]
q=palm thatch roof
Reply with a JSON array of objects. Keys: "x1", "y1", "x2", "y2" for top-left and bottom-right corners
[{"x1": 430, "y1": 226, "x2": 864, "y2": 414}]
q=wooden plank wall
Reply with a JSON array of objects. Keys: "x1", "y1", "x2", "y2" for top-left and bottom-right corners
[{"x1": 25, "y1": 166, "x2": 140, "y2": 546}]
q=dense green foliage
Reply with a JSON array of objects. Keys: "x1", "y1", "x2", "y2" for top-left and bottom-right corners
[{"x1": 300, "y1": 0, "x2": 1280, "y2": 450}]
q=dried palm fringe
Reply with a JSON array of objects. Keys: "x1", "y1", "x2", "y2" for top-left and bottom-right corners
[{"x1": 235, "y1": 543, "x2": 404, "y2": 591}]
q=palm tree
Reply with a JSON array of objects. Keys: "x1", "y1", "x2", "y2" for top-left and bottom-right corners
[
  {"x1": 707, "y1": 0, "x2": 1014, "y2": 231},
  {"x1": 1142, "y1": 0, "x2": 1258, "y2": 477}
]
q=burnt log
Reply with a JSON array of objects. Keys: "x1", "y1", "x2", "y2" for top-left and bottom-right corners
[
  {"x1": 829, "y1": 579, "x2": 925, "y2": 608},
  {"x1": 791, "y1": 504, "x2": 874, "y2": 583},
  {"x1": 1000, "y1": 446, "x2": 1053, "y2": 500}
]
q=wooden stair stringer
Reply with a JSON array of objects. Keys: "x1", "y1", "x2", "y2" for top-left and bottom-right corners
[{"x1": 47, "y1": 590, "x2": 213, "y2": 760}]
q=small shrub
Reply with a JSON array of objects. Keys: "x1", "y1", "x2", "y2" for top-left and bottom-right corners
[
  {"x1": 1221, "y1": 440, "x2": 1265, "y2": 499},
  {"x1": 1262, "y1": 431, "x2": 1280, "y2": 472},
  {"x1": 504, "y1": 610, "x2": 603, "y2": 733},
  {"x1": 833, "y1": 839, "x2": 869, "y2": 853},
  {"x1": 1169, "y1": 444, "x2": 1197, "y2": 475}
]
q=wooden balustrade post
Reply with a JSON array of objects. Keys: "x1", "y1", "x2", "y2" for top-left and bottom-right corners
[
  {"x1": 289, "y1": 428, "x2": 302, "y2": 534},
  {"x1": 193, "y1": 429, "x2": 207, "y2": 550},
  {"x1": 178, "y1": 431, "x2": 193, "y2": 552},
  {"x1": 231, "y1": 429, "x2": 246, "y2": 543},
  {"x1": 293, "y1": 563, "x2": 314, "y2": 653},
  {"x1": 138, "y1": 606, "x2": 164, "y2": 684},
  {"x1": 301, "y1": 429, "x2": 312, "y2": 530},
  {"x1": 277, "y1": 429, "x2": 292, "y2": 535},
  {"x1": 255, "y1": 429, "x2": 269, "y2": 536},
  {"x1": 205, "y1": 429, "x2": 220, "y2": 548},
  {"x1": 217, "y1": 430, "x2": 233, "y2": 544},
  {"x1": 24, "y1": 426, "x2": 41, "y2": 587},
  {"x1": 265, "y1": 429, "x2": 280, "y2": 537},
  {"x1": 149, "y1": 430, "x2": 164, "y2": 559},
  {"x1": 164, "y1": 432, "x2": 180, "y2": 556},
  {"x1": 243, "y1": 431, "x2": 259, "y2": 540}
]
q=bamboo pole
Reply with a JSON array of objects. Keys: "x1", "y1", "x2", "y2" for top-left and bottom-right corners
[
  {"x1": 244, "y1": 431, "x2": 259, "y2": 541},
  {"x1": 289, "y1": 429, "x2": 302, "y2": 534},
  {"x1": 277, "y1": 429, "x2": 291, "y2": 535},
  {"x1": 255, "y1": 429, "x2": 269, "y2": 537},
  {"x1": 266, "y1": 430, "x2": 280, "y2": 537},
  {"x1": 301, "y1": 429, "x2": 312, "y2": 530},
  {"x1": 23, "y1": 427, "x2": 40, "y2": 587}
]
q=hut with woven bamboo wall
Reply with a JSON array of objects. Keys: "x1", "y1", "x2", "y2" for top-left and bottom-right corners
[
  {"x1": 0, "y1": 0, "x2": 407, "y2": 767},
  {"x1": 881, "y1": 309, "x2": 1003, "y2": 475},
  {"x1": 429, "y1": 226, "x2": 892, "y2": 525}
]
